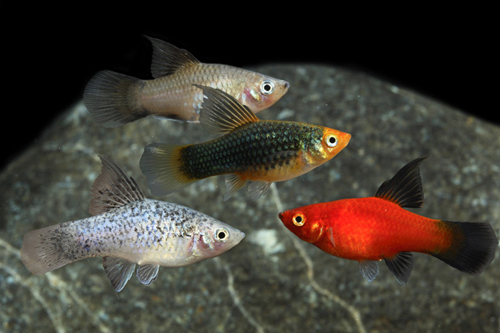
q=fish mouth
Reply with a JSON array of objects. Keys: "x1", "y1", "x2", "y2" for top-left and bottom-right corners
[{"x1": 278, "y1": 212, "x2": 284, "y2": 220}]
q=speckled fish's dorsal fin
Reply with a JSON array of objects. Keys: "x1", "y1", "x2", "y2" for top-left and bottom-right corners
[
  {"x1": 145, "y1": 36, "x2": 201, "y2": 78},
  {"x1": 103, "y1": 257, "x2": 136, "y2": 292},
  {"x1": 136, "y1": 264, "x2": 160, "y2": 286},
  {"x1": 375, "y1": 157, "x2": 427, "y2": 208},
  {"x1": 89, "y1": 156, "x2": 145, "y2": 215},
  {"x1": 194, "y1": 85, "x2": 259, "y2": 136}
]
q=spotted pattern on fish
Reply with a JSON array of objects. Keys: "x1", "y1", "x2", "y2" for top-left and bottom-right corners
[{"x1": 180, "y1": 122, "x2": 323, "y2": 179}]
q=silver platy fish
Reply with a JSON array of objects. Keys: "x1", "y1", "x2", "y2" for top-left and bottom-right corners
[
  {"x1": 20, "y1": 156, "x2": 245, "y2": 292},
  {"x1": 83, "y1": 36, "x2": 290, "y2": 127}
]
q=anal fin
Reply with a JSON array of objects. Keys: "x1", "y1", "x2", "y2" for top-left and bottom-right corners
[
  {"x1": 103, "y1": 257, "x2": 136, "y2": 292},
  {"x1": 384, "y1": 252, "x2": 414, "y2": 285}
]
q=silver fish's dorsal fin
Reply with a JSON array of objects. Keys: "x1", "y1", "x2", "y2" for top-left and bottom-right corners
[
  {"x1": 375, "y1": 157, "x2": 426, "y2": 208},
  {"x1": 136, "y1": 264, "x2": 160, "y2": 286},
  {"x1": 89, "y1": 156, "x2": 145, "y2": 215},
  {"x1": 195, "y1": 85, "x2": 259, "y2": 136},
  {"x1": 145, "y1": 36, "x2": 201, "y2": 79},
  {"x1": 103, "y1": 257, "x2": 136, "y2": 292}
]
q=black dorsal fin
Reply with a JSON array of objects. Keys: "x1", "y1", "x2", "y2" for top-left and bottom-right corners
[
  {"x1": 194, "y1": 85, "x2": 259, "y2": 136},
  {"x1": 89, "y1": 156, "x2": 145, "y2": 215},
  {"x1": 375, "y1": 157, "x2": 426, "y2": 208},
  {"x1": 145, "y1": 36, "x2": 200, "y2": 78}
]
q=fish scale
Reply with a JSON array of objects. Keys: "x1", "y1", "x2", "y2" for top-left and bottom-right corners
[{"x1": 181, "y1": 122, "x2": 320, "y2": 179}]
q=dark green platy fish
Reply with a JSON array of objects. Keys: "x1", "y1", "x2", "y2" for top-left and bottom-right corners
[{"x1": 140, "y1": 86, "x2": 351, "y2": 200}]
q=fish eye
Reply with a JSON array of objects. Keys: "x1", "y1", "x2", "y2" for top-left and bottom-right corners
[
  {"x1": 292, "y1": 213, "x2": 306, "y2": 227},
  {"x1": 325, "y1": 134, "x2": 338, "y2": 148},
  {"x1": 214, "y1": 228, "x2": 229, "y2": 242},
  {"x1": 260, "y1": 80, "x2": 275, "y2": 95}
]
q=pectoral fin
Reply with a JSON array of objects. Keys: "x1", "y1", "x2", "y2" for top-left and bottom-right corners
[
  {"x1": 136, "y1": 264, "x2": 160, "y2": 286},
  {"x1": 248, "y1": 181, "x2": 271, "y2": 199},
  {"x1": 359, "y1": 261, "x2": 379, "y2": 282}
]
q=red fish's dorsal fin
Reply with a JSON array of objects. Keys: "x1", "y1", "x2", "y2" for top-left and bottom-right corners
[
  {"x1": 194, "y1": 85, "x2": 259, "y2": 136},
  {"x1": 145, "y1": 36, "x2": 201, "y2": 78},
  {"x1": 375, "y1": 157, "x2": 427, "y2": 208},
  {"x1": 89, "y1": 156, "x2": 145, "y2": 215}
]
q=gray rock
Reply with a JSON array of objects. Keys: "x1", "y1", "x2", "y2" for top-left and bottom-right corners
[{"x1": 1, "y1": 64, "x2": 499, "y2": 332}]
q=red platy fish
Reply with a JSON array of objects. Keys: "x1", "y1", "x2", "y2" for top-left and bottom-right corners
[{"x1": 278, "y1": 158, "x2": 498, "y2": 284}]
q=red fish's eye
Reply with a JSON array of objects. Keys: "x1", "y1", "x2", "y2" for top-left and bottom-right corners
[{"x1": 292, "y1": 213, "x2": 306, "y2": 227}]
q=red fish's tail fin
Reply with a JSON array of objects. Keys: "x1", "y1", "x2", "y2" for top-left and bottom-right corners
[
  {"x1": 432, "y1": 221, "x2": 498, "y2": 275},
  {"x1": 140, "y1": 143, "x2": 197, "y2": 196},
  {"x1": 84, "y1": 70, "x2": 145, "y2": 128}
]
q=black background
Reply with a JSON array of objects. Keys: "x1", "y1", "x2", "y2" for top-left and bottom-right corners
[{"x1": 2, "y1": 7, "x2": 497, "y2": 171}]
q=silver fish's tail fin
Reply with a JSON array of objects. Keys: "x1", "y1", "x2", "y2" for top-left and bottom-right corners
[
  {"x1": 432, "y1": 221, "x2": 498, "y2": 275},
  {"x1": 140, "y1": 143, "x2": 197, "y2": 196},
  {"x1": 84, "y1": 70, "x2": 144, "y2": 128},
  {"x1": 20, "y1": 224, "x2": 75, "y2": 275}
]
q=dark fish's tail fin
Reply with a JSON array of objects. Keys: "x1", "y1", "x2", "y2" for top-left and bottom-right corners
[
  {"x1": 84, "y1": 70, "x2": 144, "y2": 128},
  {"x1": 433, "y1": 221, "x2": 498, "y2": 275},
  {"x1": 20, "y1": 224, "x2": 74, "y2": 275},
  {"x1": 140, "y1": 143, "x2": 197, "y2": 197}
]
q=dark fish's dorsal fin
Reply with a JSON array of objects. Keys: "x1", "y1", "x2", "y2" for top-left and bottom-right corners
[
  {"x1": 195, "y1": 85, "x2": 259, "y2": 136},
  {"x1": 89, "y1": 156, "x2": 145, "y2": 215},
  {"x1": 145, "y1": 36, "x2": 200, "y2": 78},
  {"x1": 103, "y1": 257, "x2": 136, "y2": 292},
  {"x1": 375, "y1": 157, "x2": 426, "y2": 208},
  {"x1": 384, "y1": 252, "x2": 414, "y2": 285}
]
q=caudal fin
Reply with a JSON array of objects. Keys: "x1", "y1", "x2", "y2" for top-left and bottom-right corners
[
  {"x1": 433, "y1": 221, "x2": 498, "y2": 275},
  {"x1": 140, "y1": 143, "x2": 196, "y2": 196},
  {"x1": 83, "y1": 70, "x2": 144, "y2": 128},
  {"x1": 20, "y1": 224, "x2": 74, "y2": 275}
]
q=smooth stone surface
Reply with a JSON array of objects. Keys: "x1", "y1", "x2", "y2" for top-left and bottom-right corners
[{"x1": 1, "y1": 64, "x2": 499, "y2": 332}]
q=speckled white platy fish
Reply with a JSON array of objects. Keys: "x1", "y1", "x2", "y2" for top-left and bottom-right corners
[
  {"x1": 20, "y1": 156, "x2": 245, "y2": 292},
  {"x1": 83, "y1": 36, "x2": 290, "y2": 127}
]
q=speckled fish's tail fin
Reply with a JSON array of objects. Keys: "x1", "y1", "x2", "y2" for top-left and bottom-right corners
[
  {"x1": 432, "y1": 221, "x2": 498, "y2": 275},
  {"x1": 84, "y1": 70, "x2": 145, "y2": 128},
  {"x1": 140, "y1": 143, "x2": 197, "y2": 196},
  {"x1": 20, "y1": 224, "x2": 74, "y2": 275}
]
